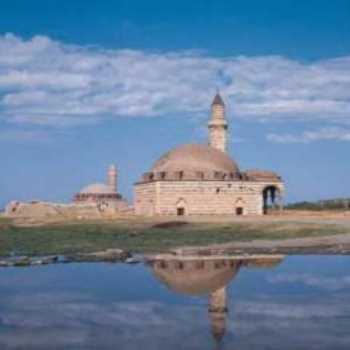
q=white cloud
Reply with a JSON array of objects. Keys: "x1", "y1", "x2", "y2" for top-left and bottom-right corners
[
  {"x1": 0, "y1": 33, "x2": 350, "y2": 127},
  {"x1": 268, "y1": 273, "x2": 350, "y2": 290},
  {"x1": 0, "y1": 129, "x2": 50, "y2": 142},
  {"x1": 0, "y1": 293, "x2": 208, "y2": 350},
  {"x1": 2, "y1": 290, "x2": 350, "y2": 350},
  {"x1": 236, "y1": 299, "x2": 350, "y2": 318},
  {"x1": 267, "y1": 127, "x2": 350, "y2": 143}
]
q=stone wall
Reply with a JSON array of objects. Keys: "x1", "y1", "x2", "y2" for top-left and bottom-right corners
[
  {"x1": 5, "y1": 201, "x2": 63, "y2": 218},
  {"x1": 134, "y1": 180, "x2": 284, "y2": 216},
  {"x1": 134, "y1": 182, "x2": 157, "y2": 216},
  {"x1": 5, "y1": 200, "x2": 132, "y2": 220}
]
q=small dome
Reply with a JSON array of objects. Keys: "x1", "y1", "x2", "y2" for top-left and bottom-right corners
[
  {"x1": 80, "y1": 183, "x2": 113, "y2": 194},
  {"x1": 151, "y1": 144, "x2": 239, "y2": 174}
]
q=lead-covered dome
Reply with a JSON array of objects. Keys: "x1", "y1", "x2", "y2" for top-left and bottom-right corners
[
  {"x1": 153, "y1": 144, "x2": 239, "y2": 173},
  {"x1": 140, "y1": 144, "x2": 240, "y2": 182}
]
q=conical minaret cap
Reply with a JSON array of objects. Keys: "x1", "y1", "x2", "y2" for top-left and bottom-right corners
[
  {"x1": 109, "y1": 164, "x2": 116, "y2": 173},
  {"x1": 209, "y1": 92, "x2": 227, "y2": 125},
  {"x1": 211, "y1": 92, "x2": 225, "y2": 107}
]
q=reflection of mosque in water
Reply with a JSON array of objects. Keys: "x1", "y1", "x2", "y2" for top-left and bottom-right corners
[{"x1": 147, "y1": 255, "x2": 284, "y2": 347}]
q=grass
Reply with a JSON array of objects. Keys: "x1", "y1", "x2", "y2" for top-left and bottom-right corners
[{"x1": 0, "y1": 218, "x2": 348, "y2": 257}]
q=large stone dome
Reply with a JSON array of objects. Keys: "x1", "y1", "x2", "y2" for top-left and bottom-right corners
[
  {"x1": 152, "y1": 144, "x2": 239, "y2": 173},
  {"x1": 141, "y1": 144, "x2": 240, "y2": 182}
]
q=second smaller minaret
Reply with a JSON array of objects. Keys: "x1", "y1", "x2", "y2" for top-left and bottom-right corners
[
  {"x1": 107, "y1": 164, "x2": 117, "y2": 193},
  {"x1": 208, "y1": 92, "x2": 228, "y2": 153}
]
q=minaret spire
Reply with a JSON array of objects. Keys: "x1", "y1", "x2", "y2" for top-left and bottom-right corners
[
  {"x1": 107, "y1": 164, "x2": 117, "y2": 193},
  {"x1": 208, "y1": 92, "x2": 228, "y2": 152}
]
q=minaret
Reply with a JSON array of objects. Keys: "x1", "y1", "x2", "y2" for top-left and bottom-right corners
[
  {"x1": 208, "y1": 92, "x2": 228, "y2": 153},
  {"x1": 107, "y1": 164, "x2": 117, "y2": 193},
  {"x1": 208, "y1": 286, "x2": 228, "y2": 346}
]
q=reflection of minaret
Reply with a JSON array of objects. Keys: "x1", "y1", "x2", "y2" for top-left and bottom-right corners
[
  {"x1": 209, "y1": 286, "x2": 227, "y2": 347},
  {"x1": 148, "y1": 255, "x2": 284, "y2": 349},
  {"x1": 107, "y1": 164, "x2": 117, "y2": 193}
]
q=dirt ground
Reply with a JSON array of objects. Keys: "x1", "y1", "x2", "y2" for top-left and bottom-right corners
[{"x1": 2, "y1": 210, "x2": 350, "y2": 256}]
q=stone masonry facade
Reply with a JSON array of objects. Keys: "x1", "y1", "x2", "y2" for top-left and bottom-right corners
[{"x1": 135, "y1": 180, "x2": 284, "y2": 216}]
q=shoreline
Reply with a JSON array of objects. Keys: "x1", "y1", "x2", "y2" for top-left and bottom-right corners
[
  {"x1": 1, "y1": 212, "x2": 350, "y2": 264},
  {"x1": 172, "y1": 232, "x2": 350, "y2": 256},
  {"x1": 0, "y1": 231, "x2": 349, "y2": 268}
]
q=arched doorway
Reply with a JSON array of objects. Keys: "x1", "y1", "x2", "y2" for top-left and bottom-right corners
[
  {"x1": 262, "y1": 186, "x2": 283, "y2": 215},
  {"x1": 176, "y1": 198, "x2": 188, "y2": 216}
]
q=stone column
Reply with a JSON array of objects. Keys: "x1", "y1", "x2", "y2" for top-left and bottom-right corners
[{"x1": 277, "y1": 191, "x2": 284, "y2": 212}]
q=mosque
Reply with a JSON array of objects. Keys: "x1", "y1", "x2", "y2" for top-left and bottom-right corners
[
  {"x1": 5, "y1": 93, "x2": 284, "y2": 219},
  {"x1": 73, "y1": 164, "x2": 129, "y2": 212},
  {"x1": 134, "y1": 93, "x2": 284, "y2": 216}
]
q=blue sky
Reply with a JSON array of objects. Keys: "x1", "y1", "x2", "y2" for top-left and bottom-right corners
[{"x1": 1, "y1": 0, "x2": 350, "y2": 207}]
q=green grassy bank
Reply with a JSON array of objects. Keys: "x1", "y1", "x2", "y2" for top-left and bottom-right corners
[{"x1": 0, "y1": 217, "x2": 348, "y2": 257}]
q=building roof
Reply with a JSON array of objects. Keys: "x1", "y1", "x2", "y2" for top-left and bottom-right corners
[
  {"x1": 211, "y1": 93, "x2": 225, "y2": 107},
  {"x1": 151, "y1": 144, "x2": 239, "y2": 174},
  {"x1": 245, "y1": 169, "x2": 282, "y2": 181},
  {"x1": 79, "y1": 183, "x2": 114, "y2": 194}
]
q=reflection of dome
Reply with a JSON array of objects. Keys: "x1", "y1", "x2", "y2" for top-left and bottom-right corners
[
  {"x1": 79, "y1": 183, "x2": 114, "y2": 194},
  {"x1": 148, "y1": 255, "x2": 284, "y2": 347},
  {"x1": 152, "y1": 144, "x2": 239, "y2": 174},
  {"x1": 150, "y1": 258, "x2": 242, "y2": 296}
]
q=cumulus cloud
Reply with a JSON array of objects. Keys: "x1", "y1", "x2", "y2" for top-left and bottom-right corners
[
  {"x1": 0, "y1": 33, "x2": 350, "y2": 127},
  {"x1": 2, "y1": 290, "x2": 350, "y2": 350},
  {"x1": 0, "y1": 129, "x2": 52, "y2": 142},
  {"x1": 231, "y1": 299, "x2": 350, "y2": 349},
  {"x1": 268, "y1": 273, "x2": 350, "y2": 290},
  {"x1": 236, "y1": 299, "x2": 350, "y2": 318},
  {"x1": 267, "y1": 127, "x2": 350, "y2": 143},
  {"x1": 0, "y1": 293, "x2": 209, "y2": 350}
]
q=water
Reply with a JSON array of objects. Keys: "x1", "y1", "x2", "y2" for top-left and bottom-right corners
[{"x1": 0, "y1": 255, "x2": 349, "y2": 350}]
